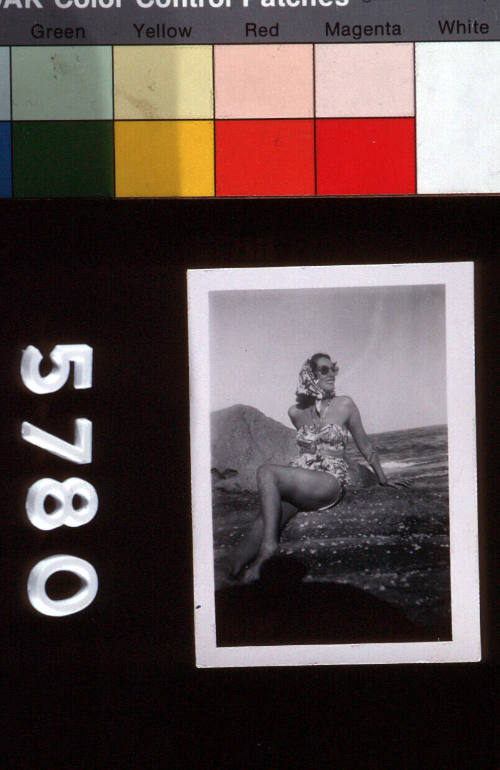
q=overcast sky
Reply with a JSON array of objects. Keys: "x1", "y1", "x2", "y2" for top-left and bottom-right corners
[{"x1": 209, "y1": 284, "x2": 447, "y2": 434}]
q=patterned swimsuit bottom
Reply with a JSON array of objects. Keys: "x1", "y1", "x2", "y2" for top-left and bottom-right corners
[{"x1": 289, "y1": 423, "x2": 350, "y2": 498}]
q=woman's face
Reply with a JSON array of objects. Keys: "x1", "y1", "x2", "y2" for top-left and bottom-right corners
[{"x1": 314, "y1": 356, "x2": 336, "y2": 396}]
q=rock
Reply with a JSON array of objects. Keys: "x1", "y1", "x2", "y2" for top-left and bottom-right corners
[
  {"x1": 348, "y1": 462, "x2": 378, "y2": 488},
  {"x1": 214, "y1": 477, "x2": 242, "y2": 493},
  {"x1": 211, "y1": 404, "x2": 297, "y2": 491}
]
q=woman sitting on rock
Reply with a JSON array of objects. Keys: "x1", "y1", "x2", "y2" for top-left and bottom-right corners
[{"x1": 230, "y1": 352, "x2": 410, "y2": 582}]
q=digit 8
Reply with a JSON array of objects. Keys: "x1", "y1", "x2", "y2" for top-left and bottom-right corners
[{"x1": 25, "y1": 478, "x2": 98, "y2": 531}]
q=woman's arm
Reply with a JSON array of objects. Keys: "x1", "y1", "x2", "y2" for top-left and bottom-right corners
[
  {"x1": 288, "y1": 405, "x2": 302, "y2": 429},
  {"x1": 346, "y1": 397, "x2": 409, "y2": 487},
  {"x1": 346, "y1": 399, "x2": 387, "y2": 484}
]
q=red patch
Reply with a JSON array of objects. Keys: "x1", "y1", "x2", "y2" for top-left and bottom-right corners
[{"x1": 216, "y1": 119, "x2": 315, "y2": 197}]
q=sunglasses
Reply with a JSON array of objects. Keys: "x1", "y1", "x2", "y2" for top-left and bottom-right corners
[{"x1": 317, "y1": 365, "x2": 336, "y2": 375}]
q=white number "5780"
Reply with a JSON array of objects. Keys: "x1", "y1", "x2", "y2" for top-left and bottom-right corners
[{"x1": 21, "y1": 344, "x2": 98, "y2": 618}]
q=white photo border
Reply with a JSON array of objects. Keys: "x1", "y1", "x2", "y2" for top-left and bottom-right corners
[{"x1": 188, "y1": 262, "x2": 480, "y2": 667}]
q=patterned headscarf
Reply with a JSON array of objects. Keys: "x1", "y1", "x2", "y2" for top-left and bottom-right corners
[{"x1": 295, "y1": 358, "x2": 339, "y2": 414}]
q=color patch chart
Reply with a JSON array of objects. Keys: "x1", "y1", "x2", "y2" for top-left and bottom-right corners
[{"x1": 1, "y1": 41, "x2": 499, "y2": 197}]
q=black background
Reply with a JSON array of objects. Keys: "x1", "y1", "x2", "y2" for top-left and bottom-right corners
[{"x1": 0, "y1": 198, "x2": 497, "y2": 768}]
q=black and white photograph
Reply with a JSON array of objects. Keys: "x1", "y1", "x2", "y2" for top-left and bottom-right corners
[{"x1": 189, "y1": 262, "x2": 480, "y2": 667}]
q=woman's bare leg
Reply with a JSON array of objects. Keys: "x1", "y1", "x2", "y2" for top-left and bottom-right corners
[
  {"x1": 241, "y1": 464, "x2": 342, "y2": 581},
  {"x1": 230, "y1": 516, "x2": 263, "y2": 576},
  {"x1": 230, "y1": 501, "x2": 297, "y2": 576}
]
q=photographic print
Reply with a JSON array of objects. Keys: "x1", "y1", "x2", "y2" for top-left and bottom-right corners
[{"x1": 188, "y1": 262, "x2": 479, "y2": 667}]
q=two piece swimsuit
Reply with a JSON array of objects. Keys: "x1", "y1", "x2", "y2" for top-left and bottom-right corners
[{"x1": 289, "y1": 422, "x2": 350, "y2": 509}]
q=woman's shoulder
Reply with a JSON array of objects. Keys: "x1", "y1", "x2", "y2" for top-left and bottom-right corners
[
  {"x1": 334, "y1": 395, "x2": 358, "y2": 423},
  {"x1": 335, "y1": 394, "x2": 355, "y2": 409}
]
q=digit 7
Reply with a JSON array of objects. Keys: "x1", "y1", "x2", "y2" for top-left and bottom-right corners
[{"x1": 22, "y1": 418, "x2": 92, "y2": 464}]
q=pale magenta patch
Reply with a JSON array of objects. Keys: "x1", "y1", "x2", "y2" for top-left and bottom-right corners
[
  {"x1": 315, "y1": 43, "x2": 415, "y2": 118},
  {"x1": 214, "y1": 44, "x2": 313, "y2": 119}
]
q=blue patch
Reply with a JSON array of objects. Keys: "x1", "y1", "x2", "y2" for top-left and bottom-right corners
[{"x1": 0, "y1": 122, "x2": 12, "y2": 198}]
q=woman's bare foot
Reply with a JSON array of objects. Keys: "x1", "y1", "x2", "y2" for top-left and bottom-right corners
[
  {"x1": 240, "y1": 543, "x2": 278, "y2": 583},
  {"x1": 240, "y1": 561, "x2": 263, "y2": 583}
]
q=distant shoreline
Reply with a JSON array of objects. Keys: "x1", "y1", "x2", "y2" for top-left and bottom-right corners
[{"x1": 363, "y1": 423, "x2": 447, "y2": 440}]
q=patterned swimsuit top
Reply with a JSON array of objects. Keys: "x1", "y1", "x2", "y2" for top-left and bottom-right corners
[{"x1": 296, "y1": 423, "x2": 349, "y2": 456}]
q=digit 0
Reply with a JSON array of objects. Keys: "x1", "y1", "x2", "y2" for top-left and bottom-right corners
[
  {"x1": 26, "y1": 477, "x2": 98, "y2": 531},
  {"x1": 27, "y1": 555, "x2": 98, "y2": 617}
]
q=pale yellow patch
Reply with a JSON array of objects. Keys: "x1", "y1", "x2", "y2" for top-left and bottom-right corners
[{"x1": 113, "y1": 46, "x2": 213, "y2": 120}]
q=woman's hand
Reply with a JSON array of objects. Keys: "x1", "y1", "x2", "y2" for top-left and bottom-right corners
[{"x1": 379, "y1": 478, "x2": 412, "y2": 488}]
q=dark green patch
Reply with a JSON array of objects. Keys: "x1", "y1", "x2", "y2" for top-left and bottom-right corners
[{"x1": 13, "y1": 121, "x2": 114, "y2": 198}]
